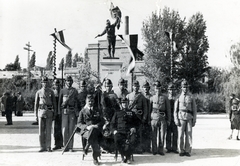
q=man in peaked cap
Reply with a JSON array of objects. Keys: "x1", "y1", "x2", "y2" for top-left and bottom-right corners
[
  {"x1": 166, "y1": 82, "x2": 178, "y2": 153},
  {"x1": 59, "y1": 75, "x2": 78, "y2": 152},
  {"x1": 34, "y1": 76, "x2": 57, "y2": 152},
  {"x1": 115, "y1": 78, "x2": 129, "y2": 103},
  {"x1": 142, "y1": 80, "x2": 152, "y2": 153},
  {"x1": 174, "y1": 79, "x2": 197, "y2": 157},
  {"x1": 52, "y1": 79, "x2": 63, "y2": 150},
  {"x1": 126, "y1": 80, "x2": 148, "y2": 154},
  {"x1": 150, "y1": 81, "x2": 171, "y2": 155}
]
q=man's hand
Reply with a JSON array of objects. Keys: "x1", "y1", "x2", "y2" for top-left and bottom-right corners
[
  {"x1": 192, "y1": 121, "x2": 196, "y2": 127},
  {"x1": 113, "y1": 130, "x2": 117, "y2": 135},
  {"x1": 95, "y1": 34, "x2": 100, "y2": 38}
]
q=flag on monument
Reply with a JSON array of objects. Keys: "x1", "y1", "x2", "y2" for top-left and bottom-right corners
[
  {"x1": 118, "y1": 35, "x2": 136, "y2": 76},
  {"x1": 51, "y1": 30, "x2": 71, "y2": 51},
  {"x1": 110, "y1": 2, "x2": 121, "y2": 29}
]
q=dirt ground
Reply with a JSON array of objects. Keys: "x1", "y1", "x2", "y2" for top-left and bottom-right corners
[{"x1": 0, "y1": 113, "x2": 240, "y2": 166}]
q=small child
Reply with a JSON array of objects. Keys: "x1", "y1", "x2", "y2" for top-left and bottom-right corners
[{"x1": 111, "y1": 97, "x2": 138, "y2": 164}]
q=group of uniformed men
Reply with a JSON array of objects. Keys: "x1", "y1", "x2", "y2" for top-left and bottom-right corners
[{"x1": 34, "y1": 75, "x2": 197, "y2": 165}]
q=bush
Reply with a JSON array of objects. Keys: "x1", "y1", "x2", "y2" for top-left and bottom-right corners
[{"x1": 195, "y1": 93, "x2": 225, "y2": 113}]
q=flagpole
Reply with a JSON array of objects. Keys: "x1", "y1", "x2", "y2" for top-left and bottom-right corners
[{"x1": 52, "y1": 28, "x2": 57, "y2": 80}]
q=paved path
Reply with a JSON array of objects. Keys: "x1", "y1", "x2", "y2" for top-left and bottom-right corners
[{"x1": 0, "y1": 113, "x2": 240, "y2": 166}]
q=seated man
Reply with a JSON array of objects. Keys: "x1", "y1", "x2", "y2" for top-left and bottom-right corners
[
  {"x1": 111, "y1": 97, "x2": 138, "y2": 164},
  {"x1": 77, "y1": 94, "x2": 104, "y2": 165}
]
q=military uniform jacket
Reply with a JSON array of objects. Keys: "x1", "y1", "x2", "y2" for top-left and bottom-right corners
[
  {"x1": 174, "y1": 92, "x2": 197, "y2": 123},
  {"x1": 58, "y1": 87, "x2": 78, "y2": 115},
  {"x1": 77, "y1": 106, "x2": 104, "y2": 135},
  {"x1": 111, "y1": 108, "x2": 139, "y2": 134},
  {"x1": 126, "y1": 92, "x2": 148, "y2": 122},
  {"x1": 77, "y1": 89, "x2": 88, "y2": 113},
  {"x1": 34, "y1": 88, "x2": 57, "y2": 118},
  {"x1": 168, "y1": 97, "x2": 175, "y2": 123},
  {"x1": 150, "y1": 94, "x2": 171, "y2": 123},
  {"x1": 143, "y1": 92, "x2": 152, "y2": 124},
  {"x1": 101, "y1": 90, "x2": 121, "y2": 122}
]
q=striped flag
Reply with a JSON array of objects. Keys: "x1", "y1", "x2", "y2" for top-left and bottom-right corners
[
  {"x1": 51, "y1": 30, "x2": 71, "y2": 51},
  {"x1": 118, "y1": 35, "x2": 136, "y2": 76}
]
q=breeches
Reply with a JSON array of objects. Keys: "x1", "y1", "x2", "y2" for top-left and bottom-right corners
[
  {"x1": 38, "y1": 117, "x2": 53, "y2": 149},
  {"x1": 166, "y1": 121, "x2": 178, "y2": 151},
  {"x1": 151, "y1": 119, "x2": 166, "y2": 153},
  {"x1": 62, "y1": 113, "x2": 76, "y2": 149},
  {"x1": 178, "y1": 119, "x2": 193, "y2": 153}
]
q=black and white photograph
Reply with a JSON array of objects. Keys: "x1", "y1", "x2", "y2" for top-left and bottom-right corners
[{"x1": 0, "y1": 0, "x2": 240, "y2": 165}]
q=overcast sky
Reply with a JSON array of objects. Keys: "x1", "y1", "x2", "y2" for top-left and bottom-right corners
[{"x1": 0, "y1": 0, "x2": 240, "y2": 70}]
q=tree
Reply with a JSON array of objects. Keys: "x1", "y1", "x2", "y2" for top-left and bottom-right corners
[
  {"x1": 141, "y1": 8, "x2": 209, "y2": 93},
  {"x1": 58, "y1": 58, "x2": 64, "y2": 70},
  {"x1": 65, "y1": 51, "x2": 72, "y2": 68},
  {"x1": 229, "y1": 42, "x2": 240, "y2": 69},
  {"x1": 29, "y1": 52, "x2": 36, "y2": 69},
  {"x1": 46, "y1": 51, "x2": 53, "y2": 70},
  {"x1": 72, "y1": 53, "x2": 79, "y2": 67},
  {"x1": 4, "y1": 55, "x2": 21, "y2": 71}
]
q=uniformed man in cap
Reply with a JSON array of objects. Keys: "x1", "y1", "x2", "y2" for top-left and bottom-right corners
[
  {"x1": 142, "y1": 81, "x2": 152, "y2": 153},
  {"x1": 126, "y1": 80, "x2": 148, "y2": 154},
  {"x1": 59, "y1": 76, "x2": 78, "y2": 152},
  {"x1": 77, "y1": 80, "x2": 88, "y2": 148},
  {"x1": 166, "y1": 83, "x2": 178, "y2": 153},
  {"x1": 101, "y1": 78, "x2": 121, "y2": 153},
  {"x1": 150, "y1": 81, "x2": 171, "y2": 155},
  {"x1": 34, "y1": 76, "x2": 57, "y2": 152},
  {"x1": 174, "y1": 79, "x2": 197, "y2": 157},
  {"x1": 4, "y1": 92, "x2": 13, "y2": 125},
  {"x1": 52, "y1": 79, "x2": 63, "y2": 150},
  {"x1": 115, "y1": 78, "x2": 129, "y2": 102},
  {"x1": 77, "y1": 94, "x2": 104, "y2": 165},
  {"x1": 111, "y1": 97, "x2": 138, "y2": 164},
  {"x1": 101, "y1": 79, "x2": 121, "y2": 124}
]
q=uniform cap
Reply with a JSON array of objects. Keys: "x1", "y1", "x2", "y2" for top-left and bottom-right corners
[
  {"x1": 133, "y1": 80, "x2": 140, "y2": 87},
  {"x1": 142, "y1": 81, "x2": 150, "y2": 88},
  {"x1": 154, "y1": 81, "x2": 161, "y2": 88},
  {"x1": 80, "y1": 80, "x2": 87, "y2": 87},
  {"x1": 105, "y1": 79, "x2": 113, "y2": 86},
  {"x1": 118, "y1": 78, "x2": 125, "y2": 84},
  {"x1": 66, "y1": 76, "x2": 73, "y2": 81},
  {"x1": 181, "y1": 79, "x2": 189, "y2": 87},
  {"x1": 41, "y1": 76, "x2": 48, "y2": 83},
  {"x1": 230, "y1": 93, "x2": 236, "y2": 97},
  {"x1": 17, "y1": 92, "x2": 21, "y2": 95}
]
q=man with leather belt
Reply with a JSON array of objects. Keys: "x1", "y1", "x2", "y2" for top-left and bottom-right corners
[
  {"x1": 52, "y1": 79, "x2": 63, "y2": 150},
  {"x1": 142, "y1": 81, "x2": 152, "y2": 153},
  {"x1": 166, "y1": 83, "x2": 178, "y2": 153},
  {"x1": 150, "y1": 81, "x2": 171, "y2": 155},
  {"x1": 59, "y1": 76, "x2": 78, "y2": 152},
  {"x1": 126, "y1": 80, "x2": 147, "y2": 154},
  {"x1": 34, "y1": 76, "x2": 57, "y2": 152},
  {"x1": 77, "y1": 94, "x2": 104, "y2": 165},
  {"x1": 174, "y1": 79, "x2": 197, "y2": 157}
]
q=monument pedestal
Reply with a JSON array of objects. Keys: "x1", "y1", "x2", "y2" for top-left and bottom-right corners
[{"x1": 100, "y1": 58, "x2": 122, "y2": 88}]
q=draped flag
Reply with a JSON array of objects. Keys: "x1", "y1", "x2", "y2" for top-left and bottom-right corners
[
  {"x1": 110, "y1": 2, "x2": 121, "y2": 29},
  {"x1": 165, "y1": 31, "x2": 177, "y2": 51},
  {"x1": 118, "y1": 35, "x2": 136, "y2": 76},
  {"x1": 51, "y1": 30, "x2": 71, "y2": 51}
]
